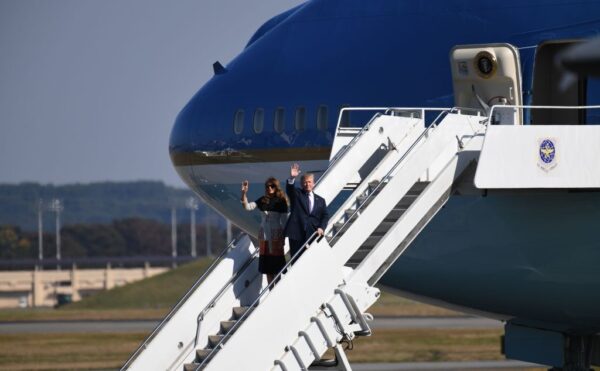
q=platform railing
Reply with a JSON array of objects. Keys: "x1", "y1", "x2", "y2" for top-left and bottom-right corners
[
  {"x1": 193, "y1": 247, "x2": 260, "y2": 346},
  {"x1": 320, "y1": 112, "x2": 382, "y2": 181},
  {"x1": 194, "y1": 232, "x2": 320, "y2": 370},
  {"x1": 488, "y1": 104, "x2": 600, "y2": 125},
  {"x1": 122, "y1": 232, "x2": 249, "y2": 370},
  {"x1": 334, "y1": 107, "x2": 451, "y2": 131},
  {"x1": 322, "y1": 107, "x2": 450, "y2": 191},
  {"x1": 325, "y1": 108, "x2": 450, "y2": 240},
  {"x1": 328, "y1": 108, "x2": 451, "y2": 243}
]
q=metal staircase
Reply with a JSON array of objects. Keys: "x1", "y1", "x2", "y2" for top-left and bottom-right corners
[
  {"x1": 122, "y1": 108, "x2": 486, "y2": 371},
  {"x1": 338, "y1": 180, "x2": 430, "y2": 269}
]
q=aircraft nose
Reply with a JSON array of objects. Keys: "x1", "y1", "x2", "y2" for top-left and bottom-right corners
[
  {"x1": 169, "y1": 77, "x2": 243, "y2": 164},
  {"x1": 169, "y1": 86, "x2": 225, "y2": 166},
  {"x1": 169, "y1": 101, "x2": 193, "y2": 154}
]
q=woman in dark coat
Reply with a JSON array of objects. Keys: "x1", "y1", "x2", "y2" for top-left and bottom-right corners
[{"x1": 241, "y1": 177, "x2": 289, "y2": 284}]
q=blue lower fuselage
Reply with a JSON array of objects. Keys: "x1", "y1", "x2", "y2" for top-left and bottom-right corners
[{"x1": 381, "y1": 190, "x2": 600, "y2": 334}]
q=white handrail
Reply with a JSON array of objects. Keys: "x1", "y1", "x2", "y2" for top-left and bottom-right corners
[
  {"x1": 323, "y1": 106, "x2": 452, "y2": 188},
  {"x1": 194, "y1": 232, "x2": 320, "y2": 370},
  {"x1": 193, "y1": 249, "x2": 259, "y2": 346},
  {"x1": 317, "y1": 112, "x2": 382, "y2": 185},
  {"x1": 328, "y1": 109, "x2": 451, "y2": 241},
  {"x1": 334, "y1": 107, "x2": 450, "y2": 132},
  {"x1": 121, "y1": 232, "x2": 248, "y2": 370},
  {"x1": 488, "y1": 104, "x2": 600, "y2": 125}
]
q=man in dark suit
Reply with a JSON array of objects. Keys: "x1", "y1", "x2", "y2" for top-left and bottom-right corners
[{"x1": 284, "y1": 163, "x2": 330, "y2": 259}]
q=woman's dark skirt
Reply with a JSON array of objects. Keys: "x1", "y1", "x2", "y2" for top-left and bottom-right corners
[{"x1": 258, "y1": 239, "x2": 286, "y2": 274}]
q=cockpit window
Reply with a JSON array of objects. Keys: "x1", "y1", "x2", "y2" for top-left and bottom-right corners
[
  {"x1": 317, "y1": 105, "x2": 328, "y2": 131},
  {"x1": 253, "y1": 108, "x2": 264, "y2": 134},
  {"x1": 295, "y1": 107, "x2": 306, "y2": 132},
  {"x1": 274, "y1": 107, "x2": 285, "y2": 133},
  {"x1": 233, "y1": 109, "x2": 244, "y2": 135}
]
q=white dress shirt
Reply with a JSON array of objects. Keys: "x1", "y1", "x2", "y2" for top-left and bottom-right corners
[{"x1": 289, "y1": 177, "x2": 314, "y2": 213}]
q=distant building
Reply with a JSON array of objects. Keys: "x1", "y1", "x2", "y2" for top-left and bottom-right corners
[{"x1": 0, "y1": 264, "x2": 168, "y2": 308}]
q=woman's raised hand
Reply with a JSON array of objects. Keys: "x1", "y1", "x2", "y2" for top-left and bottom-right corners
[{"x1": 241, "y1": 180, "x2": 249, "y2": 194}]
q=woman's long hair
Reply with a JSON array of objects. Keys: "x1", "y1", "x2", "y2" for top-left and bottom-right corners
[{"x1": 262, "y1": 177, "x2": 288, "y2": 205}]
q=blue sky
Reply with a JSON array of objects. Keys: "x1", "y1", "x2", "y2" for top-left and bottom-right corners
[{"x1": 0, "y1": 0, "x2": 305, "y2": 187}]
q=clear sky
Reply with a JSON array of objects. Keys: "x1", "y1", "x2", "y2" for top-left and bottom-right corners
[{"x1": 0, "y1": 0, "x2": 305, "y2": 187}]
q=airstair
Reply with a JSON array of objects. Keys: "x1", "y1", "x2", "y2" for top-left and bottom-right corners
[{"x1": 122, "y1": 107, "x2": 487, "y2": 371}]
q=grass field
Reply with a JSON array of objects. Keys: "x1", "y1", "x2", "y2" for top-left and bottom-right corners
[
  {"x1": 0, "y1": 332, "x2": 143, "y2": 370},
  {"x1": 0, "y1": 259, "x2": 545, "y2": 370},
  {"x1": 0, "y1": 329, "x2": 516, "y2": 370},
  {"x1": 0, "y1": 258, "x2": 460, "y2": 322}
]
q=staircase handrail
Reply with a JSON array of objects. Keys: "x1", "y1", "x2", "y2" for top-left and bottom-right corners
[
  {"x1": 122, "y1": 231, "x2": 249, "y2": 370},
  {"x1": 487, "y1": 104, "x2": 600, "y2": 126},
  {"x1": 329, "y1": 109, "x2": 451, "y2": 242},
  {"x1": 319, "y1": 107, "x2": 450, "y2": 190},
  {"x1": 194, "y1": 232, "x2": 320, "y2": 371},
  {"x1": 317, "y1": 112, "x2": 382, "y2": 185},
  {"x1": 194, "y1": 247, "x2": 260, "y2": 345}
]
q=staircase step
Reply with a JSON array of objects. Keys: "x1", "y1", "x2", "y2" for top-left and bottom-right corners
[
  {"x1": 368, "y1": 180, "x2": 380, "y2": 191},
  {"x1": 387, "y1": 207, "x2": 407, "y2": 220},
  {"x1": 345, "y1": 261, "x2": 360, "y2": 268},
  {"x1": 406, "y1": 189, "x2": 424, "y2": 196},
  {"x1": 220, "y1": 320, "x2": 236, "y2": 333},
  {"x1": 361, "y1": 234, "x2": 384, "y2": 248},
  {"x1": 356, "y1": 194, "x2": 368, "y2": 205},
  {"x1": 330, "y1": 224, "x2": 347, "y2": 241},
  {"x1": 232, "y1": 306, "x2": 249, "y2": 320},
  {"x1": 356, "y1": 193, "x2": 377, "y2": 207},
  {"x1": 196, "y1": 348, "x2": 212, "y2": 361},
  {"x1": 344, "y1": 208, "x2": 358, "y2": 219},
  {"x1": 374, "y1": 220, "x2": 395, "y2": 234},
  {"x1": 332, "y1": 222, "x2": 345, "y2": 233},
  {"x1": 397, "y1": 194, "x2": 418, "y2": 207},
  {"x1": 183, "y1": 363, "x2": 202, "y2": 371},
  {"x1": 349, "y1": 247, "x2": 373, "y2": 261},
  {"x1": 208, "y1": 334, "x2": 225, "y2": 348},
  {"x1": 411, "y1": 181, "x2": 430, "y2": 192}
]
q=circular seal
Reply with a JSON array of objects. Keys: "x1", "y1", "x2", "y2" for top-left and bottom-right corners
[
  {"x1": 539, "y1": 139, "x2": 556, "y2": 164},
  {"x1": 474, "y1": 51, "x2": 497, "y2": 79}
]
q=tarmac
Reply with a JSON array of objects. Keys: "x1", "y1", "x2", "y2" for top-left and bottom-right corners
[
  {"x1": 1, "y1": 316, "x2": 545, "y2": 370},
  {"x1": 0, "y1": 316, "x2": 503, "y2": 334}
]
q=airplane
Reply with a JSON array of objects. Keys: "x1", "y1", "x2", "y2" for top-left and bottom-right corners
[{"x1": 166, "y1": 1, "x2": 600, "y2": 369}]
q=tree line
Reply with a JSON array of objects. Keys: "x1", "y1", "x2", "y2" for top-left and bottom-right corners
[
  {"x1": 0, "y1": 218, "x2": 235, "y2": 260},
  {"x1": 0, "y1": 181, "x2": 216, "y2": 232}
]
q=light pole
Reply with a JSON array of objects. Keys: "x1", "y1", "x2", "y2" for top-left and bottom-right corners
[
  {"x1": 48, "y1": 199, "x2": 63, "y2": 269},
  {"x1": 186, "y1": 197, "x2": 198, "y2": 258},
  {"x1": 37, "y1": 199, "x2": 44, "y2": 262},
  {"x1": 171, "y1": 206, "x2": 178, "y2": 267}
]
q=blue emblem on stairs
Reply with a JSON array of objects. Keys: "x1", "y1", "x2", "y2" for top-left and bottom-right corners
[
  {"x1": 538, "y1": 138, "x2": 557, "y2": 172},
  {"x1": 539, "y1": 139, "x2": 556, "y2": 164}
]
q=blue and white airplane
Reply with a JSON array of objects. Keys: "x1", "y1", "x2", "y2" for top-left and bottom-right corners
[{"x1": 169, "y1": 0, "x2": 600, "y2": 368}]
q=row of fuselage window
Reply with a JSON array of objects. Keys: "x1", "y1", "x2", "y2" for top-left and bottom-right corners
[{"x1": 233, "y1": 105, "x2": 338, "y2": 135}]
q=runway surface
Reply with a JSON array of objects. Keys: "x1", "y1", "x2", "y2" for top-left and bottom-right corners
[
  {"x1": 0, "y1": 316, "x2": 503, "y2": 334},
  {"x1": 0, "y1": 317, "x2": 543, "y2": 370},
  {"x1": 350, "y1": 360, "x2": 541, "y2": 370}
]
